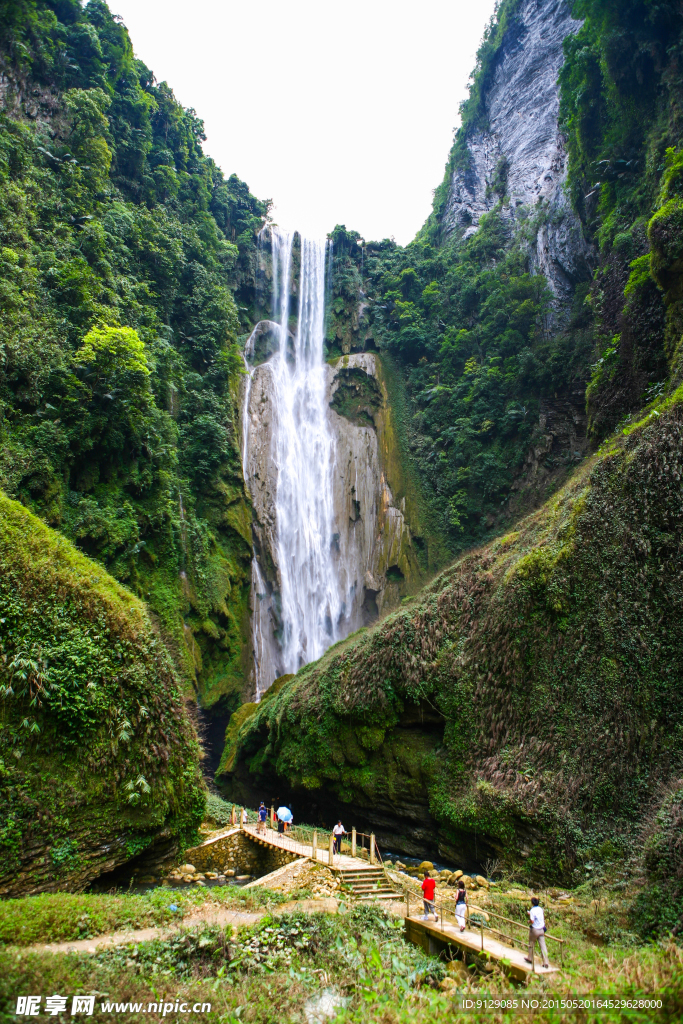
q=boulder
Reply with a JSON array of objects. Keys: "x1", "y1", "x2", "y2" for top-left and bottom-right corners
[
  {"x1": 475, "y1": 875, "x2": 490, "y2": 889},
  {"x1": 180, "y1": 864, "x2": 196, "y2": 875},
  {"x1": 418, "y1": 861, "x2": 434, "y2": 874}
]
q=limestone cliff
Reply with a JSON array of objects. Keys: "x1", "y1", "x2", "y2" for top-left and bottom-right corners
[{"x1": 441, "y1": 0, "x2": 593, "y2": 309}]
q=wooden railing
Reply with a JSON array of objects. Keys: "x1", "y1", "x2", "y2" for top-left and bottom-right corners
[
  {"x1": 393, "y1": 874, "x2": 565, "y2": 970},
  {"x1": 233, "y1": 805, "x2": 383, "y2": 869}
]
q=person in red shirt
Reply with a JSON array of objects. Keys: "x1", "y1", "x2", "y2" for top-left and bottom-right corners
[{"x1": 421, "y1": 873, "x2": 436, "y2": 920}]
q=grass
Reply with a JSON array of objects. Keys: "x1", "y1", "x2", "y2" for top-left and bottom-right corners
[
  {"x1": 0, "y1": 889, "x2": 681, "y2": 1023},
  {"x1": 0, "y1": 886, "x2": 290, "y2": 948}
]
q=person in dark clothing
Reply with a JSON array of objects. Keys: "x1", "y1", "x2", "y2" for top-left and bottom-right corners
[
  {"x1": 455, "y1": 879, "x2": 468, "y2": 931},
  {"x1": 258, "y1": 802, "x2": 267, "y2": 834},
  {"x1": 277, "y1": 817, "x2": 285, "y2": 835}
]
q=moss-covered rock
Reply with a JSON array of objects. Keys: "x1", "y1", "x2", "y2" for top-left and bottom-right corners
[
  {"x1": 220, "y1": 400, "x2": 683, "y2": 879},
  {"x1": 0, "y1": 493, "x2": 204, "y2": 896}
]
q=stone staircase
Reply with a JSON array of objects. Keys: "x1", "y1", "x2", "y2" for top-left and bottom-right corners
[{"x1": 337, "y1": 866, "x2": 401, "y2": 902}]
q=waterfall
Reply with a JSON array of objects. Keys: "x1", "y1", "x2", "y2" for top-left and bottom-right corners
[
  {"x1": 242, "y1": 227, "x2": 417, "y2": 699},
  {"x1": 243, "y1": 228, "x2": 349, "y2": 696},
  {"x1": 272, "y1": 233, "x2": 342, "y2": 673}
]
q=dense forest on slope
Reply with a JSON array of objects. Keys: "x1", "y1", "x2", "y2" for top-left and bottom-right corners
[
  {"x1": 323, "y1": 0, "x2": 683, "y2": 560},
  {"x1": 0, "y1": 0, "x2": 268, "y2": 716}
]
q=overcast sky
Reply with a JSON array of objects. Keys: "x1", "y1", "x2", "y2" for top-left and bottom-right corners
[{"x1": 109, "y1": 0, "x2": 498, "y2": 244}]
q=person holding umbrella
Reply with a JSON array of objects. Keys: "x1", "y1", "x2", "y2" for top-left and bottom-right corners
[{"x1": 276, "y1": 806, "x2": 293, "y2": 837}]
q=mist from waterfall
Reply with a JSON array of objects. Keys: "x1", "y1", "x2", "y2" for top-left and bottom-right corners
[{"x1": 244, "y1": 228, "x2": 347, "y2": 697}]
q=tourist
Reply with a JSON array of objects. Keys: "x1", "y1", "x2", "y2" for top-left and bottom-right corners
[
  {"x1": 333, "y1": 820, "x2": 346, "y2": 854},
  {"x1": 277, "y1": 816, "x2": 285, "y2": 835},
  {"x1": 241, "y1": 807, "x2": 248, "y2": 826},
  {"x1": 455, "y1": 879, "x2": 468, "y2": 931},
  {"x1": 421, "y1": 872, "x2": 436, "y2": 921},
  {"x1": 258, "y1": 802, "x2": 267, "y2": 834},
  {"x1": 525, "y1": 896, "x2": 550, "y2": 969}
]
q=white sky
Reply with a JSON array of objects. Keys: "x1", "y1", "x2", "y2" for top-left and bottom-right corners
[{"x1": 108, "y1": 0, "x2": 498, "y2": 244}]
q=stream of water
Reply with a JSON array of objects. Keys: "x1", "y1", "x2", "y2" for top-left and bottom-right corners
[{"x1": 243, "y1": 229, "x2": 348, "y2": 697}]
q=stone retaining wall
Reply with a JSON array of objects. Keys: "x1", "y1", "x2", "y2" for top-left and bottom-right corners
[{"x1": 184, "y1": 828, "x2": 298, "y2": 877}]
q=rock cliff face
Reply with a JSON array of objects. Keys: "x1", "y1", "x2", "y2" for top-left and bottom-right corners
[
  {"x1": 242, "y1": 349, "x2": 425, "y2": 695},
  {"x1": 443, "y1": 0, "x2": 593, "y2": 308}
]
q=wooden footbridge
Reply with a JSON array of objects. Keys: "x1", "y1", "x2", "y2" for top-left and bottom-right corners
[
  {"x1": 401, "y1": 885, "x2": 564, "y2": 983},
  {"x1": 205, "y1": 809, "x2": 565, "y2": 979},
  {"x1": 242, "y1": 822, "x2": 400, "y2": 900}
]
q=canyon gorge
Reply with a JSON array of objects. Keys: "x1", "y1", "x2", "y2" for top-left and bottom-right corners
[{"x1": 0, "y1": 0, "x2": 683, "y2": 951}]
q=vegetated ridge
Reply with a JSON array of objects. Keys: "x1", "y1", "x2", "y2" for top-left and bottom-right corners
[
  {"x1": 324, "y1": 0, "x2": 681, "y2": 560},
  {"x1": 0, "y1": 491, "x2": 204, "y2": 897}
]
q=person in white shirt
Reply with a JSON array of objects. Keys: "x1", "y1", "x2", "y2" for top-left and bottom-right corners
[
  {"x1": 332, "y1": 821, "x2": 346, "y2": 854},
  {"x1": 525, "y1": 897, "x2": 549, "y2": 968}
]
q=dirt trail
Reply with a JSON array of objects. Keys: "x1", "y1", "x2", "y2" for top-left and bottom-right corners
[
  {"x1": 25, "y1": 898, "x2": 347, "y2": 955},
  {"x1": 30, "y1": 909, "x2": 264, "y2": 955}
]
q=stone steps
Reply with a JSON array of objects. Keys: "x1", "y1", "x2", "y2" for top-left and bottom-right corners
[{"x1": 337, "y1": 867, "x2": 401, "y2": 902}]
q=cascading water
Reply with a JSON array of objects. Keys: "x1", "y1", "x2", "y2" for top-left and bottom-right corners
[
  {"x1": 243, "y1": 228, "x2": 346, "y2": 697},
  {"x1": 242, "y1": 227, "x2": 417, "y2": 699},
  {"x1": 272, "y1": 233, "x2": 343, "y2": 673}
]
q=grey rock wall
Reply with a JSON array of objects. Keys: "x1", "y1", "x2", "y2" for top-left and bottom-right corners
[{"x1": 443, "y1": 0, "x2": 594, "y2": 309}]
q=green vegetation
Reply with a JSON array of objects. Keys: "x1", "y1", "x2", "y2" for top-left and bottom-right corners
[
  {"x1": 204, "y1": 791, "x2": 234, "y2": 828},
  {"x1": 1, "y1": 891, "x2": 682, "y2": 1022},
  {"x1": 0, "y1": 0, "x2": 269, "y2": 713},
  {"x1": 0, "y1": 882, "x2": 291, "y2": 947},
  {"x1": 0, "y1": 491, "x2": 204, "y2": 895},
  {"x1": 559, "y1": 0, "x2": 683, "y2": 436},
  {"x1": 360, "y1": 216, "x2": 565, "y2": 555},
  {"x1": 0, "y1": 890, "x2": 180, "y2": 946}
]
